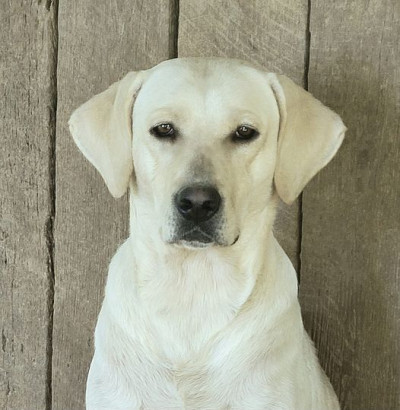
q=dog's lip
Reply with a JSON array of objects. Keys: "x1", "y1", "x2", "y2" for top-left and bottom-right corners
[
  {"x1": 169, "y1": 232, "x2": 240, "y2": 249},
  {"x1": 180, "y1": 227, "x2": 215, "y2": 242},
  {"x1": 231, "y1": 235, "x2": 240, "y2": 246},
  {"x1": 175, "y1": 227, "x2": 215, "y2": 249}
]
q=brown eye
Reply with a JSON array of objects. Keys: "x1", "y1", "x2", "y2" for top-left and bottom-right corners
[
  {"x1": 233, "y1": 125, "x2": 259, "y2": 142},
  {"x1": 151, "y1": 123, "x2": 176, "y2": 139}
]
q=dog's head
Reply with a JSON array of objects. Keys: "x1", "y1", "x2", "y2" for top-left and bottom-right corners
[{"x1": 69, "y1": 58, "x2": 345, "y2": 249}]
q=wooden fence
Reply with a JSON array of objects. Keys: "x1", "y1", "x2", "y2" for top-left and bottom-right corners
[{"x1": 1, "y1": 1, "x2": 399, "y2": 409}]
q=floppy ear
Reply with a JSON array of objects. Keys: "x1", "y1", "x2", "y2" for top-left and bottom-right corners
[
  {"x1": 268, "y1": 74, "x2": 346, "y2": 204},
  {"x1": 69, "y1": 71, "x2": 144, "y2": 198}
]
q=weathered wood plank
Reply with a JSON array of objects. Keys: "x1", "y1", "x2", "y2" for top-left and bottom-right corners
[
  {"x1": 178, "y1": 0, "x2": 309, "y2": 269},
  {"x1": 0, "y1": 1, "x2": 57, "y2": 409},
  {"x1": 53, "y1": 1, "x2": 173, "y2": 408},
  {"x1": 300, "y1": 1, "x2": 400, "y2": 408}
]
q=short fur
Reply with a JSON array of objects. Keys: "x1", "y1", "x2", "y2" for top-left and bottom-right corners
[{"x1": 69, "y1": 58, "x2": 345, "y2": 409}]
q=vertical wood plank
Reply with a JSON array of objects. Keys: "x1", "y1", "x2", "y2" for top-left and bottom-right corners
[
  {"x1": 0, "y1": 1, "x2": 57, "y2": 409},
  {"x1": 300, "y1": 1, "x2": 400, "y2": 408},
  {"x1": 53, "y1": 1, "x2": 173, "y2": 408},
  {"x1": 178, "y1": 0, "x2": 309, "y2": 269}
]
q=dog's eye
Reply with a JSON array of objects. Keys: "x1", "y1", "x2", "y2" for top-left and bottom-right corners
[
  {"x1": 151, "y1": 123, "x2": 176, "y2": 139},
  {"x1": 233, "y1": 125, "x2": 259, "y2": 142}
]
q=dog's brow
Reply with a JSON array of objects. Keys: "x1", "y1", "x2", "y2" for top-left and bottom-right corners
[
  {"x1": 147, "y1": 108, "x2": 180, "y2": 124},
  {"x1": 230, "y1": 110, "x2": 262, "y2": 128}
]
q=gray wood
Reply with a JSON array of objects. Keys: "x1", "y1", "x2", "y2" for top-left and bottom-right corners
[
  {"x1": 53, "y1": 1, "x2": 174, "y2": 408},
  {"x1": 0, "y1": 1, "x2": 57, "y2": 409},
  {"x1": 1, "y1": 1, "x2": 397, "y2": 408},
  {"x1": 178, "y1": 0, "x2": 309, "y2": 269},
  {"x1": 300, "y1": 1, "x2": 400, "y2": 409}
]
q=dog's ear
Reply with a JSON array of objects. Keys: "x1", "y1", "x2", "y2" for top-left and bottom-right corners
[
  {"x1": 268, "y1": 74, "x2": 346, "y2": 204},
  {"x1": 69, "y1": 71, "x2": 144, "y2": 198}
]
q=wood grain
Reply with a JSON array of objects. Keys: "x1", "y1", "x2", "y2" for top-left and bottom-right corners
[
  {"x1": 0, "y1": 1, "x2": 57, "y2": 409},
  {"x1": 178, "y1": 0, "x2": 309, "y2": 269},
  {"x1": 1, "y1": 1, "x2": 399, "y2": 408},
  {"x1": 300, "y1": 1, "x2": 400, "y2": 408},
  {"x1": 53, "y1": 1, "x2": 173, "y2": 408}
]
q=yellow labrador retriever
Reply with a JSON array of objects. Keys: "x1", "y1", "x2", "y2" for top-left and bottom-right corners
[{"x1": 70, "y1": 58, "x2": 345, "y2": 409}]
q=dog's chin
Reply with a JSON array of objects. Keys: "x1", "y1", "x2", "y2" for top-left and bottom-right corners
[{"x1": 174, "y1": 240, "x2": 215, "y2": 250}]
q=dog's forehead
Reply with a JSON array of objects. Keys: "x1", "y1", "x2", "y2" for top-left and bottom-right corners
[{"x1": 135, "y1": 59, "x2": 273, "y2": 118}]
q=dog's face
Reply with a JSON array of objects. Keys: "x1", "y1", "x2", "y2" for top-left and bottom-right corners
[
  {"x1": 131, "y1": 61, "x2": 279, "y2": 248},
  {"x1": 69, "y1": 58, "x2": 346, "y2": 249}
]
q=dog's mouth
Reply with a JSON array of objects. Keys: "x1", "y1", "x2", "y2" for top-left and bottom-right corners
[
  {"x1": 176, "y1": 227, "x2": 216, "y2": 248},
  {"x1": 231, "y1": 235, "x2": 240, "y2": 245},
  {"x1": 170, "y1": 227, "x2": 239, "y2": 249}
]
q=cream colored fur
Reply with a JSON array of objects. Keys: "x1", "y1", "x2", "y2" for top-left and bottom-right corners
[{"x1": 69, "y1": 58, "x2": 345, "y2": 409}]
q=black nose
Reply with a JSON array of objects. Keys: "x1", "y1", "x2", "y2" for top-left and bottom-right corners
[{"x1": 175, "y1": 185, "x2": 221, "y2": 223}]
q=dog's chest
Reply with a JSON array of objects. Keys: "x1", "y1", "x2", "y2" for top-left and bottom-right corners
[{"x1": 139, "y1": 254, "x2": 251, "y2": 364}]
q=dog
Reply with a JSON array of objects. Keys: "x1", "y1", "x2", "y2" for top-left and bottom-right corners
[{"x1": 69, "y1": 58, "x2": 345, "y2": 409}]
